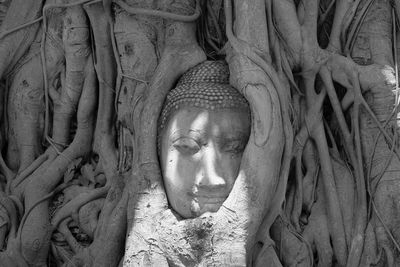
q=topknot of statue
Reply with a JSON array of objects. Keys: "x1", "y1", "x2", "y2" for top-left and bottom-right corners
[
  {"x1": 158, "y1": 60, "x2": 250, "y2": 131},
  {"x1": 176, "y1": 60, "x2": 230, "y2": 86}
]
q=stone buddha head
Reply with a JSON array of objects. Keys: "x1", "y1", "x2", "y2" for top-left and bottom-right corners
[{"x1": 158, "y1": 61, "x2": 251, "y2": 219}]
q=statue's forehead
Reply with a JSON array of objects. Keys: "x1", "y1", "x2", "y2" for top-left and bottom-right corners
[{"x1": 166, "y1": 108, "x2": 250, "y2": 140}]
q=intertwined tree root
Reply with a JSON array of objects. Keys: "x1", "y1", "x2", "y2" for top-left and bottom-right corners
[{"x1": 0, "y1": 0, "x2": 399, "y2": 266}]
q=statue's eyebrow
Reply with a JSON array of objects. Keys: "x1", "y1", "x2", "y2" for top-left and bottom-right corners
[
  {"x1": 169, "y1": 129, "x2": 205, "y2": 142},
  {"x1": 169, "y1": 130, "x2": 185, "y2": 142},
  {"x1": 188, "y1": 129, "x2": 206, "y2": 136},
  {"x1": 216, "y1": 131, "x2": 248, "y2": 141}
]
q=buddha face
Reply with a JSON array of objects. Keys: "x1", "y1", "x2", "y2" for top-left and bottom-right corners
[{"x1": 159, "y1": 106, "x2": 250, "y2": 218}]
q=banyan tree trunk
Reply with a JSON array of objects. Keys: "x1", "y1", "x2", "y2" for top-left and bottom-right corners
[{"x1": 353, "y1": 1, "x2": 400, "y2": 265}]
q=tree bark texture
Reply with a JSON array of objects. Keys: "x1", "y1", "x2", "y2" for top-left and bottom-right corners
[{"x1": 0, "y1": 0, "x2": 399, "y2": 266}]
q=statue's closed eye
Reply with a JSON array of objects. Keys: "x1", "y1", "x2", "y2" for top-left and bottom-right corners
[
  {"x1": 221, "y1": 140, "x2": 246, "y2": 154},
  {"x1": 173, "y1": 137, "x2": 200, "y2": 155}
]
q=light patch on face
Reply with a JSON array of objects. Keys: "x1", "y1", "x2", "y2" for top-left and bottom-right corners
[{"x1": 189, "y1": 110, "x2": 210, "y2": 135}]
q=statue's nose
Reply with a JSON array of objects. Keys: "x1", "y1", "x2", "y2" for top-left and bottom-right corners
[{"x1": 196, "y1": 143, "x2": 226, "y2": 190}]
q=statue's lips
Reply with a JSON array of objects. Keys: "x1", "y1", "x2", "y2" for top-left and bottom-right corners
[{"x1": 187, "y1": 192, "x2": 228, "y2": 204}]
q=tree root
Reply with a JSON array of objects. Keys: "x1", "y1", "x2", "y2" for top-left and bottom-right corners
[
  {"x1": 51, "y1": 185, "x2": 109, "y2": 230},
  {"x1": 270, "y1": 215, "x2": 313, "y2": 267},
  {"x1": 77, "y1": 198, "x2": 105, "y2": 238},
  {"x1": 226, "y1": 0, "x2": 294, "y2": 237},
  {"x1": 9, "y1": 153, "x2": 48, "y2": 193},
  {"x1": 114, "y1": 0, "x2": 201, "y2": 22},
  {"x1": 0, "y1": 0, "x2": 43, "y2": 79},
  {"x1": 13, "y1": 48, "x2": 96, "y2": 264},
  {"x1": 58, "y1": 217, "x2": 84, "y2": 254},
  {"x1": 0, "y1": 191, "x2": 17, "y2": 239}
]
